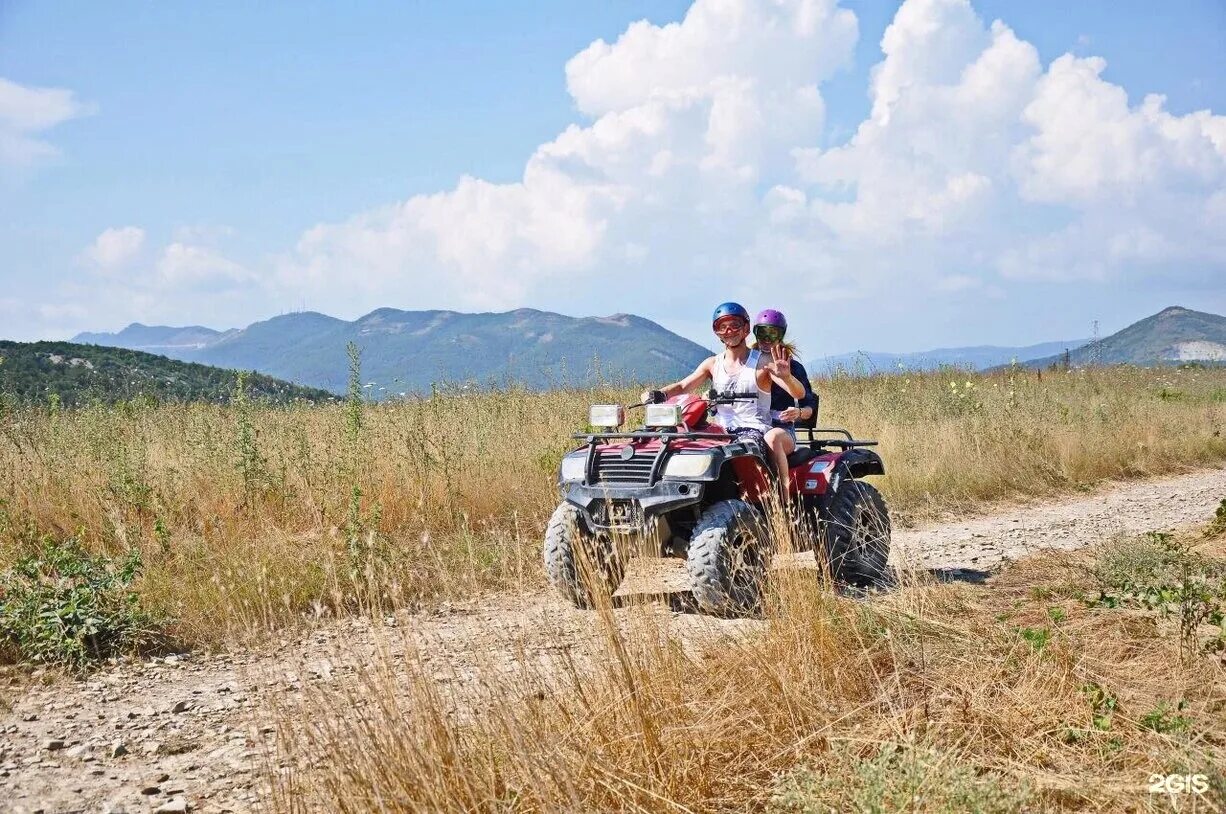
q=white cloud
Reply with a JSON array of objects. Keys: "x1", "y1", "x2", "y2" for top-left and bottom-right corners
[
  {"x1": 935, "y1": 273, "x2": 981, "y2": 292},
  {"x1": 157, "y1": 242, "x2": 251, "y2": 288},
  {"x1": 1013, "y1": 56, "x2": 1226, "y2": 205},
  {"x1": 37, "y1": 0, "x2": 1224, "y2": 344},
  {"x1": 777, "y1": 0, "x2": 1224, "y2": 288},
  {"x1": 283, "y1": 0, "x2": 1226, "y2": 322},
  {"x1": 38, "y1": 303, "x2": 89, "y2": 321},
  {"x1": 278, "y1": 0, "x2": 858, "y2": 312},
  {"x1": 82, "y1": 226, "x2": 146, "y2": 271},
  {"x1": 32, "y1": 235, "x2": 259, "y2": 338},
  {"x1": 0, "y1": 77, "x2": 92, "y2": 169},
  {"x1": 565, "y1": 0, "x2": 855, "y2": 119},
  {"x1": 171, "y1": 223, "x2": 236, "y2": 244}
]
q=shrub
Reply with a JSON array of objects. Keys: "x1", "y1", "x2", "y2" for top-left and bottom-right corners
[
  {"x1": 1206, "y1": 498, "x2": 1226, "y2": 538},
  {"x1": 1092, "y1": 532, "x2": 1226, "y2": 655},
  {"x1": 770, "y1": 742, "x2": 1032, "y2": 814},
  {"x1": 0, "y1": 537, "x2": 163, "y2": 669}
]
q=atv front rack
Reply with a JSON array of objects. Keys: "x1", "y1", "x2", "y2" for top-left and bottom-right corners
[
  {"x1": 571, "y1": 430, "x2": 741, "y2": 489},
  {"x1": 572, "y1": 431, "x2": 733, "y2": 441}
]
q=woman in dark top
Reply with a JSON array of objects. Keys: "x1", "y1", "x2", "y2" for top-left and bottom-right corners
[{"x1": 751, "y1": 309, "x2": 817, "y2": 440}]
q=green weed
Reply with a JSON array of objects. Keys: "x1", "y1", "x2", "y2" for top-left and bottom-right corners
[
  {"x1": 1017, "y1": 626, "x2": 1052, "y2": 651},
  {"x1": 1081, "y1": 682, "x2": 1118, "y2": 732},
  {"x1": 1206, "y1": 498, "x2": 1226, "y2": 538},
  {"x1": 1140, "y1": 701, "x2": 1192, "y2": 736},
  {"x1": 1092, "y1": 531, "x2": 1226, "y2": 655},
  {"x1": 770, "y1": 741, "x2": 1032, "y2": 814},
  {"x1": 0, "y1": 537, "x2": 164, "y2": 669}
]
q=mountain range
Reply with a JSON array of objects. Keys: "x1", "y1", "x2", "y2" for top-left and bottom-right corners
[
  {"x1": 73, "y1": 324, "x2": 237, "y2": 354},
  {"x1": 73, "y1": 309, "x2": 711, "y2": 396},
  {"x1": 68, "y1": 304, "x2": 1225, "y2": 396},
  {"x1": 816, "y1": 339, "x2": 1089, "y2": 375}
]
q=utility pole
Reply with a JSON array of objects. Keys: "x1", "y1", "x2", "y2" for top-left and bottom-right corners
[{"x1": 1091, "y1": 320, "x2": 1101, "y2": 366}]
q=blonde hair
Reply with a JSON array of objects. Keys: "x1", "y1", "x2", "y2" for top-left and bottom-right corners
[{"x1": 750, "y1": 339, "x2": 801, "y2": 360}]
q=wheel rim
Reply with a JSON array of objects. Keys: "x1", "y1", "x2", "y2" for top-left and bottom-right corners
[{"x1": 726, "y1": 522, "x2": 764, "y2": 598}]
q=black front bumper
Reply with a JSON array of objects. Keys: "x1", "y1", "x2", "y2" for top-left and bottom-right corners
[{"x1": 561, "y1": 480, "x2": 704, "y2": 532}]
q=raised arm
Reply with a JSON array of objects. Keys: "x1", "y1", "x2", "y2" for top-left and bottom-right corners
[
  {"x1": 793, "y1": 360, "x2": 817, "y2": 426},
  {"x1": 640, "y1": 356, "x2": 714, "y2": 403}
]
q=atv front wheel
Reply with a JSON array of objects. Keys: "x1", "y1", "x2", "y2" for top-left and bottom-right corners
[
  {"x1": 822, "y1": 480, "x2": 895, "y2": 588},
  {"x1": 687, "y1": 499, "x2": 771, "y2": 616},
  {"x1": 544, "y1": 503, "x2": 626, "y2": 609}
]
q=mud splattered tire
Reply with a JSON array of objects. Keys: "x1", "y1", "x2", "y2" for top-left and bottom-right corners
[
  {"x1": 822, "y1": 480, "x2": 895, "y2": 589},
  {"x1": 687, "y1": 499, "x2": 771, "y2": 617},
  {"x1": 543, "y1": 503, "x2": 626, "y2": 609}
]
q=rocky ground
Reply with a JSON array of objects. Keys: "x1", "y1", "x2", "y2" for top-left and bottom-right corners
[{"x1": 3, "y1": 467, "x2": 1224, "y2": 813}]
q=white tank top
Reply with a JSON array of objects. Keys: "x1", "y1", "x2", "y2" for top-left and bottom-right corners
[{"x1": 711, "y1": 349, "x2": 771, "y2": 431}]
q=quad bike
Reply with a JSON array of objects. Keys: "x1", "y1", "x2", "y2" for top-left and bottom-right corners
[{"x1": 543, "y1": 391, "x2": 893, "y2": 616}]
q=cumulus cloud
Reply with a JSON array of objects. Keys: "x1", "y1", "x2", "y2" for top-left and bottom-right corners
[
  {"x1": 1014, "y1": 56, "x2": 1226, "y2": 204},
  {"x1": 82, "y1": 226, "x2": 146, "y2": 271},
  {"x1": 275, "y1": 0, "x2": 1222, "y2": 325},
  {"x1": 25, "y1": 0, "x2": 1205, "y2": 347},
  {"x1": 791, "y1": 0, "x2": 1224, "y2": 288},
  {"x1": 45, "y1": 233, "x2": 258, "y2": 337},
  {"x1": 157, "y1": 242, "x2": 251, "y2": 288},
  {"x1": 278, "y1": 0, "x2": 858, "y2": 311},
  {"x1": 0, "y1": 77, "x2": 92, "y2": 169}
]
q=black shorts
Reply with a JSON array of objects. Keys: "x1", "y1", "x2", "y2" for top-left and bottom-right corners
[{"x1": 728, "y1": 426, "x2": 767, "y2": 451}]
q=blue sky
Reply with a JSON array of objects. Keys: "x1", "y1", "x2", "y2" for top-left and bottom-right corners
[{"x1": 1, "y1": 0, "x2": 1223, "y2": 356}]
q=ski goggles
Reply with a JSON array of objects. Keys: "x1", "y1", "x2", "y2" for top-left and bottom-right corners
[
  {"x1": 753, "y1": 324, "x2": 786, "y2": 344},
  {"x1": 713, "y1": 317, "x2": 747, "y2": 334}
]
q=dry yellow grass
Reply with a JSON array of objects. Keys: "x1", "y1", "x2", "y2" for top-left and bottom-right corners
[
  {"x1": 265, "y1": 531, "x2": 1226, "y2": 813},
  {"x1": 0, "y1": 365, "x2": 1223, "y2": 644}
]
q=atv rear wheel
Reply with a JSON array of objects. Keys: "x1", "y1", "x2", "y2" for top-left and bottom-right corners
[
  {"x1": 822, "y1": 480, "x2": 895, "y2": 588},
  {"x1": 544, "y1": 503, "x2": 626, "y2": 609},
  {"x1": 687, "y1": 499, "x2": 771, "y2": 616}
]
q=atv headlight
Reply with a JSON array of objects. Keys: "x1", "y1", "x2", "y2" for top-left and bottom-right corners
[
  {"x1": 559, "y1": 452, "x2": 587, "y2": 482},
  {"x1": 644, "y1": 403, "x2": 682, "y2": 427},
  {"x1": 589, "y1": 404, "x2": 625, "y2": 428},
  {"x1": 663, "y1": 452, "x2": 716, "y2": 479}
]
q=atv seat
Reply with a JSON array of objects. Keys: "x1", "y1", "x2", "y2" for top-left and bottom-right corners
[{"x1": 786, "y1": 446, "x2": 821, "y2": 469}]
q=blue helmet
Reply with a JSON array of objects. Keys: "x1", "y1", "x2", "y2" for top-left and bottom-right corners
[{"x1": 711, "y1": 302, "x2": 750, "y2": 326}]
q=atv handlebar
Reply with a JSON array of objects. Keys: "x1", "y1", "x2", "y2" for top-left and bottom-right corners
[
  {"x1": 704, "y1": 389, "x2": 760, "y2": 403},
  {"x1": 635, "y1": 389, "x2": 758, "y2": 408}
]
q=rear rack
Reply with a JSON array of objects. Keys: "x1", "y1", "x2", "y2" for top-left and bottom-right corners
[{"x1": 795, "y1": 427, "x2": 878, "y2": 449}]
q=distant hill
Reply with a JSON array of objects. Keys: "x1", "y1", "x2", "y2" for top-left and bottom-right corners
[
  {"x1": 0, "y1": 341, "x2": 333, "y2": 407},
  {"x1": 817, "y1": 338, "x2": 1089, "y2": 374},
  {"x1": 1020, "y1": 306, "x2": 1226, "y2": 368},
  {"x1": 73, "y1": 308, "x2": 713, "y2": 396},
  {"x1": 73, "y1": 323, "x2": 237, "y2": 353}
]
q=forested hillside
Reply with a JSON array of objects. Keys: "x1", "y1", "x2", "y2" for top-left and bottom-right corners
[{"x1": 0, "y1": 341, "x2": 333, "y2": 406}]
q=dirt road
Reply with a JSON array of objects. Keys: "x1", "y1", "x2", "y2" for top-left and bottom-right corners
[{"x1": 4, "y1": 467, "x2": 1224, "y2": 813}]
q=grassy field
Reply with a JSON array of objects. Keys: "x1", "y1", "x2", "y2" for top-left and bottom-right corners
[
  {"x1": 2, "y1": 365, "x2": 1225, "y2": 811},
  {"x1": 268, "y1": 528, "x2": 1226, "y2": 812},
  {"x1": 0, "y1": 365, "x2": 1223, "y2": 647}
]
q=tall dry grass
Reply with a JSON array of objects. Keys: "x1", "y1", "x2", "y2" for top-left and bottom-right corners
[
  {"x1": 265, "y1": 529, "x2": 1226, "y2": 812},
  {"x1": 0, "y1": 365, "x2": 1223, "y2": 644}
]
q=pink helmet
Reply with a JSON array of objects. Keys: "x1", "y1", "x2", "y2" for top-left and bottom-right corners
[{"x1": 753, "y1": 309, "x2": 787, "y2": 333}]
